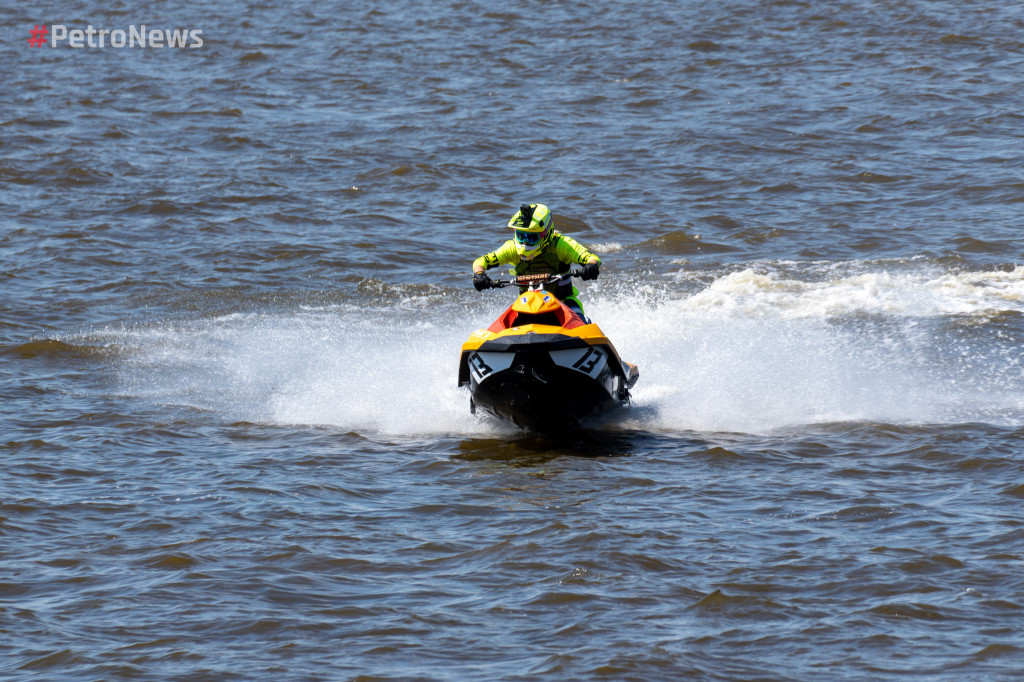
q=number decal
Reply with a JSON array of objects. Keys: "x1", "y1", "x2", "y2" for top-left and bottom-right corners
[
  {"x1": 572, "y1": 347, "x2": 603, "y2": 374},
  {"x1": 471, "y1": 353, "x2": 493, "y2": 378},
  {"x1": 550, "y1": 348, "x2": 608, "y2": 378},
  {"x1": 468, "y1": 352, "x2": 516, "y2": 383}
]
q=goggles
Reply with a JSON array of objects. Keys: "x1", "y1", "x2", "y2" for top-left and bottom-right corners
[{"x1": 515, "y1": 229, "x2": 547, "y2": 246}]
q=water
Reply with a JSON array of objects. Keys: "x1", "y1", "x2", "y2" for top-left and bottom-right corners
[{"x1": 4, "y1": 0, "x2": 1024, "y2": 679}]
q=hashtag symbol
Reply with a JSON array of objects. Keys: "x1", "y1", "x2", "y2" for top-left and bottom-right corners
[{"x1": 28, "y1": 24, "x2": 48, "y2": 47}]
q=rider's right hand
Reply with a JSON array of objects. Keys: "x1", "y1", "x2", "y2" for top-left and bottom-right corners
[{"x1": 473, "y1": 272, "x2": 492, "y2": 291}]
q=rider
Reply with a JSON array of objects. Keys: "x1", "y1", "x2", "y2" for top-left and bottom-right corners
[{"x1": 472, "y1": 203, "x2": 601, "y2": 319}]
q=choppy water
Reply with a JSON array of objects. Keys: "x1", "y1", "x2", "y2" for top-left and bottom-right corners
[{"x1": 4, "y1": 1, "x2": 1024, "y2": 679}]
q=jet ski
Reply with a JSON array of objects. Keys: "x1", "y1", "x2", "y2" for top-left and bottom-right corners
[{"x1": 458, "y1": 271, "x2": 639, "y2": 431}]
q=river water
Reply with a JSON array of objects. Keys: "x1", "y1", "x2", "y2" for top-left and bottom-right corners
[{"x1": 4, "y1": 1, "x2": 1024, "y2": 679}]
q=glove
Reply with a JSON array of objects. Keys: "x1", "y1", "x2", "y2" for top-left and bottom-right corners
[
  {"x1": 581, "y1": 262, "x2": 600, "y2": 281},
  {"x1": 473, "y1": 272, "x2": 492, "y2": 291}
]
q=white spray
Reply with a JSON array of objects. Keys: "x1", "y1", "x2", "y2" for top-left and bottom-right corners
[{"x1": 108, "y1": 264, "x2": 1024, "y2": 435}]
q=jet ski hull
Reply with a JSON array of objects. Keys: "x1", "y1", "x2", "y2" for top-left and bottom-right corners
[
  {"x1": 459, "y1": 277, "x2": 639, "y2": 432},
  {"x1": 461, "y1": 334, "x2": 629, "y2": 431}
]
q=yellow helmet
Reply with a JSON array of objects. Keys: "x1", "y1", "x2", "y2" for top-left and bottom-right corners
[{"x1": 507, "y1": 203, "x2": 553, "y2": 261}]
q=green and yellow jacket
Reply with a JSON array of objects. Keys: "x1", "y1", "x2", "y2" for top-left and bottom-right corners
[{"x1": 473, "y1": 231, "x2": 600, "y2": 309}]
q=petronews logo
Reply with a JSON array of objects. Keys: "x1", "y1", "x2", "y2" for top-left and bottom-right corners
[{"x1": 47, "y1": 24, "x2": 203, "y2": 48}]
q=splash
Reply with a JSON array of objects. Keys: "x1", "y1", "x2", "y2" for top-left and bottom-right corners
[
  {"x1": 602, "y1": 263, "x2": 1024, "y2": 432},
  {"x1": 104, "y1": 263, "x2": 1024, "y2": 435},
  {"x1": 677, "y1": 264, "x2": 1024, "y2": 318},
  {"x1": 112, "y1": 306, "x2": 501, "y2": 436}
]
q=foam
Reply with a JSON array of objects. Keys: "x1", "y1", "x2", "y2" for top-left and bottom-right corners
[
  {"x1": 678, "y1": 265, "x2": 1024, "y2": 319},
  {"x1": 106, "y1": 263, "x2": 1024, "y2": 435}
]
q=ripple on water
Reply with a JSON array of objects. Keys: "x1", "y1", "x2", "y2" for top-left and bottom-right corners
[{"x1": 4, "y1": 0, "x2": 1024, "y2": 678}]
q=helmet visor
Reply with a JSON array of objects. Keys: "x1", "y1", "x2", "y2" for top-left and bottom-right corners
[{"x1": 515, "y1": 229, "x2": 547, "y2": 246}]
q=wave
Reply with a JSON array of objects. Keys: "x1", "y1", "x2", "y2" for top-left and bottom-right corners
[
  {"x1": 673, "y1": 263, "x2": 1024, "y2": 319},
  {"x1": 1, "y1": 339, "x2": 114, "y2": 361}
]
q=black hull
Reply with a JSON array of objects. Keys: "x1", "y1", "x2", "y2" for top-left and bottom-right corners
[{"x1": 466, "y1": 346, "x2": 627, "y2": 432}]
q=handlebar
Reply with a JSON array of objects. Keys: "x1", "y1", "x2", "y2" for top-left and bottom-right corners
[{"x1": 490, "y1": 270, "x2": 581, "y2": 289}]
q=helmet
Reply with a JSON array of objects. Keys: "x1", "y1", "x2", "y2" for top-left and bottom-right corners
[{"x1": 507, "y1": 203, "x2": 553, "y2": 261}]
